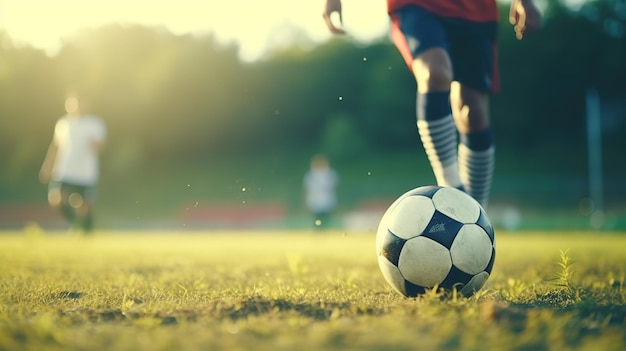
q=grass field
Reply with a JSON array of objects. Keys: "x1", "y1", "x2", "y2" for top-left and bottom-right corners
[{"x1": 1, "y1": 229, "x2": 625, "y2": 351}]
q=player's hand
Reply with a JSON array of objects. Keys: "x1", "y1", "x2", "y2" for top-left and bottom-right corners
[
  {"x1": 323, "y1": 0, "x2": 346, "y2": 34},
  {"x1": 509, "y1": 0, "x2": 541, "y2": 40},
  {"x1": 39, "y1": 168, "x2": 51, "y2": 184}
]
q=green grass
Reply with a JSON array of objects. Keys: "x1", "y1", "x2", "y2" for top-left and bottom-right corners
[{"x1": 1, "y1": 229, "x2": 625, "y2": 351}]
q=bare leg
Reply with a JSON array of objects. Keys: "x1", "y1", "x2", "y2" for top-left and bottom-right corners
[
  {"x1": 450, "y1": 82, "x2": 495, "y2": 207},
  {"x1": 412, "y1": 48, "x2": 463, "y2": 189}
]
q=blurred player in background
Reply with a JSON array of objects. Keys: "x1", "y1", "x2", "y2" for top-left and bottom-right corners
[
  {"x1": 303, "y1": 154, "x2": 339, "y2": 229},
  {"x1": 39, "y1": 93, "x2": 107, "y2": 234},
  {"x1": 323, "y1": 0, "x2": 541, "y2": 207}
]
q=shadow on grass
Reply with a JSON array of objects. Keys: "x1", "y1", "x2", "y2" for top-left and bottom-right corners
[
  {"x1": 217, "y1": 296, "x2": 385, "y2": 321},
  {"x1": 58, "y1": 296, "x2": 387, "y2": 326}
]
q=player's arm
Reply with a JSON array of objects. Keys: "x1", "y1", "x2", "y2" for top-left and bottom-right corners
[
  {"x1": 509, "y1": 0, "x2": 542, "y2": 40},
  {"x1": 323, "y1": 0, "x2": 346, "y2": 34},
  {"x1": 39, "y1": 140, "x2": 58, "y2": 184}
]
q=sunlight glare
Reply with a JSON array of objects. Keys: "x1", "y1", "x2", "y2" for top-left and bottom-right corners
[{"x1": 0, "y1": 0, "x2": 389, "y2": 61}]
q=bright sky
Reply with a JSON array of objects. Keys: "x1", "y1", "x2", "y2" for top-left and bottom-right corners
[{"x1": 0, "y1": 0, "x2": 390, "y2": 61}]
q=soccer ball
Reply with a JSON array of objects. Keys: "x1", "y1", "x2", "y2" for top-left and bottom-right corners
[{"x1": 376, "y1": 186, "x2": 495, "y2": 297}]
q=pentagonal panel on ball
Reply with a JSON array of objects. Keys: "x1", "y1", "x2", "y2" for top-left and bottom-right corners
[
  {"x1": 450, "y1": 224, "x2": 493, "y2": 275},
  {"x1": 377, "y1": 255, "x2": 407, "y2": 296},
  {"x1": 476, "y1": 208, "x2": 495, "y2": 244},
  {"x1": 421, "y1": 210, "x2": 464, "y2": 249},
  {"x1": 439, "y1": 265, "x2": 474, "y2": 291},
  {"x1": 379, "y1": 230, "x2": 406, "y2": 266},
  {"x1": 388, "y1": 195, "x2": 435, "y2": 240},
  {"x1": 431, "y1": 187, "x2": 481, "y2": 223},
  {"x1": 399, "y1": 236, "x2": 452, "y2": 288},
  {"x1": 460, "y1": 271, "x2": 490, "y2": 297}
]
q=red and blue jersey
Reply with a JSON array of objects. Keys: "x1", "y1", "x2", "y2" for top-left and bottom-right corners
[{"x1": 387, "y1": 0, "x2": 499, "y2": 23}]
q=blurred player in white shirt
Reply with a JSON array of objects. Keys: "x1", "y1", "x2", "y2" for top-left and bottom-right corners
[
  {"x1": 40, "y1": 94, "x2": 106, "y2": 234},
  {"x1": 303, "y1": 154, "x2": 339, "y2": 229}
]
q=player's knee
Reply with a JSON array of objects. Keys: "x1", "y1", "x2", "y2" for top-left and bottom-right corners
[
  {"x1": 412, "y1": 48, "x2": 452, "y2": 91},
  {"x1": 451, "y1": 85, "x2": 490, "y2": 132},
  {"x1": 413, "y1": 64, "x2": 452, "y2": 91},
  {"x1": 48, "y1": 189, "x2": 62, "y2": 208}
]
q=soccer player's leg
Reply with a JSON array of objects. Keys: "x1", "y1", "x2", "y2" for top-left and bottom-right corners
[
  {"x1": 413, "y1": 51, "x2": 463, "y2": 189},
  {"x1": 447, "y1": 20, "x2": 498, "y2": 207},
  {"x1": 450, "y1": 84, "x2": 494, "y2": 207},
  {"x1": 49, "y1": 182, "x2": 76, "y2": 224},
  {"x1": 390, "y1": 5, "x2": 462, "y2": 189},
  {"x1": 75, "y1": 186, "x2": 96, "y2": 233}
]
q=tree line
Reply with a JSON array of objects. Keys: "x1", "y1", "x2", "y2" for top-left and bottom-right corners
[{"x1": 1, "y1": 0, "x2": 624, "y2": 208}]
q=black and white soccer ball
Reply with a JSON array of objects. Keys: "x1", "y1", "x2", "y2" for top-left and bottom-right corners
[{"x1": 376, "y1": 186, "x2": 495, "y2": 297}]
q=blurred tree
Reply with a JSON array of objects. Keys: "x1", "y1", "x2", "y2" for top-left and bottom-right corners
[
  {"x1": 0, "y1": 32, "x2": 62, "y2": 187},
  {"x1": 495, "y1": 0, "x2": 626, "y2": 165},
  {"x1": 0, "y1": 0, "x2": 624, "y2": 211}
]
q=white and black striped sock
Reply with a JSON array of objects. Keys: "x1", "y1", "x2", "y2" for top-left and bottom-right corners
[
  {"x1": 417, "y1": 115, "x2": 462, "y2": 189},
  {"x1": 458, "y1": 129, "x2": 495, "y2": 208}
]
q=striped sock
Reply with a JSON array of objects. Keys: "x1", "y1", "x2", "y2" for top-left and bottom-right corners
[
  {"x1": 458, "y1": 128, "x2": 495, "y2": 208},
  {"x1": 416, "y1": 92, "x2": 462, "y2": 189}
]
